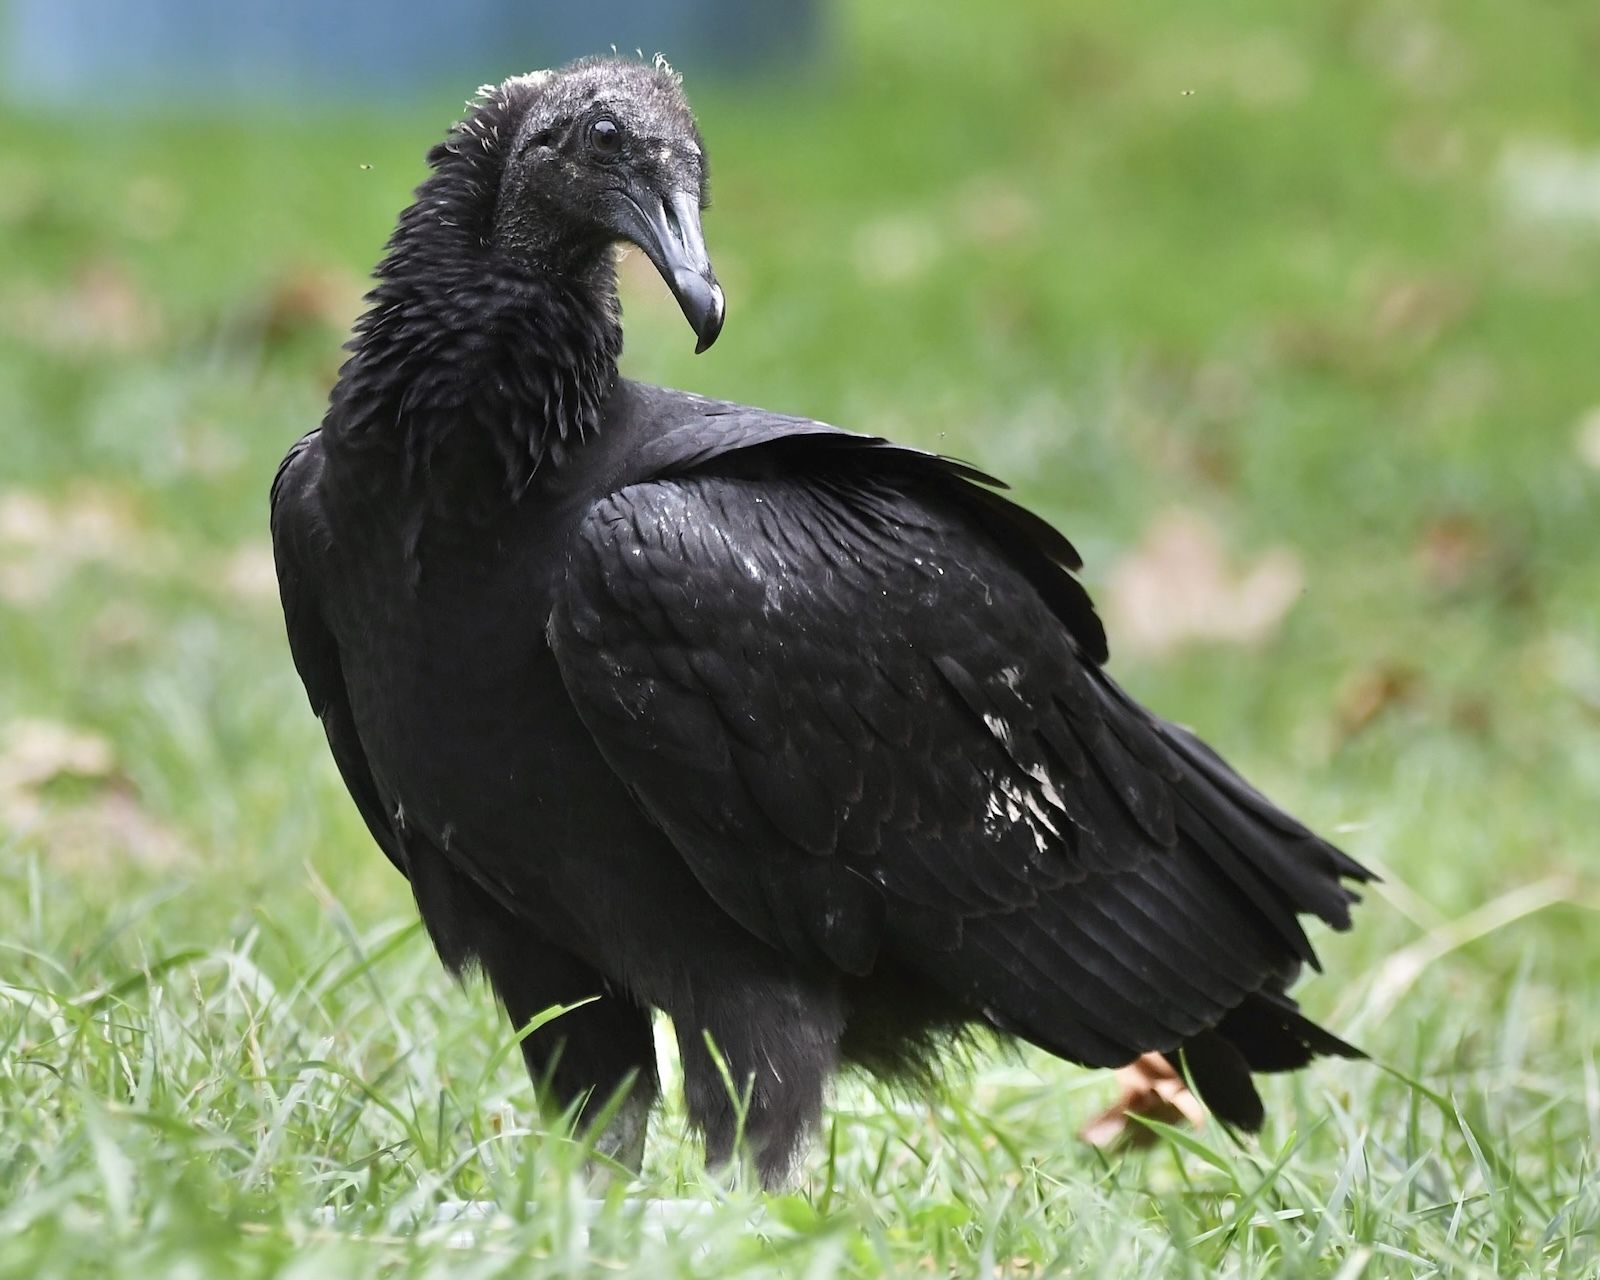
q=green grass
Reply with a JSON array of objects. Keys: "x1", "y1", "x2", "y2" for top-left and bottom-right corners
[{"x1": 3, "y1": 0, "x2": 1599, "y2": 1274}]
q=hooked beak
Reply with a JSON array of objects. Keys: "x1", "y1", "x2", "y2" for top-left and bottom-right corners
[{"x1": 618, "y1": 186, "x2": 725, "y2": 353}]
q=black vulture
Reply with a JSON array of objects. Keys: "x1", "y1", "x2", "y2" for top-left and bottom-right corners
[{"x1": 271, "y1": 57, "x2": 1371, "y2": 1186}]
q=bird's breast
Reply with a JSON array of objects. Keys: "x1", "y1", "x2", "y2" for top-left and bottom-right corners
[{"x1": 331, "y1": 519, "x2": 649, "y2": 882}]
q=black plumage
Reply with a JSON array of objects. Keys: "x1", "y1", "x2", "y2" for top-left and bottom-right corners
[{"x1": 271, "y1": 57, "x2": 1371, "y2": 1185}]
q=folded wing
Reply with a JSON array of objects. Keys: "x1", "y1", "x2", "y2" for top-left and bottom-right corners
[{"x1": 549, "y1": 443, "x2": 1371, "y2": 1125}]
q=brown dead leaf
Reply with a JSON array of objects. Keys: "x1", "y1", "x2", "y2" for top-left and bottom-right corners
[
  {"x1": 0, "y1": 485, "x2": 165, "y2": 604},
  {"x1": 1334, "y1": 665, "x2": 1422, "y2": 740},
  {"x1": 0, "y1": 718, "x2": 115, "y2": 807},
  {"x1": 1449, "y1": 697, "x2": 1493, "y2": 738},
  {"x1": 1106, "y1": 510, "x2": 1304, "y2": 658},
  {"x1": 1132, "y1": 413, "x2": 1239, "y2": 492},
  {"x1": 1080, "y1": 1053, "x2": 1207, "y2": 1150},
  {"x1": 1416, "y1": 513, "x2": 1495, "y2": 592},
  {"x1": 5, "y1": 259, "x2": 164, "y2": 354},
  {"x1": 1413, "y1": 510, "x2": 1531, "y2": 606},
  {"x1": 0, "y1": 719, "x2": 188, "y2": 871},
  {"x1": 0, "y1": 486, "x2": 135, "y2": 555},
  {"x1": 1369, "y1": 273, "x2": 1474, "y2": 351},
  {"x1": 1271, "y1": 315, "x2": 1361, "y2": 377},
  {"x1": 31, "y1": 791, "x2": 190, "y2": 872},
  {"x1": 1274, "y1": 269, "x2": 1473, "y2": 378},
  {"x1": 258, "y1": 264, "x2": 367, "y2": 345},
  {"x1": 1114, "y1": 358, "x2": 1249, "y2": 493},
  {"x1": 0, "y1": 486, "x2": 151, "y2": 608}
]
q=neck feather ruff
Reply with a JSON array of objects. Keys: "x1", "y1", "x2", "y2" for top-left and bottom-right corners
[{"x1": 326, "y1": 80, "x2": 623, "y2": 493}]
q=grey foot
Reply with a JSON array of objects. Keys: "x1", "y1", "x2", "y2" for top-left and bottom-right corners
[{"x1": 585, "y1": 1086, "x2": 652, "y2": 1186}]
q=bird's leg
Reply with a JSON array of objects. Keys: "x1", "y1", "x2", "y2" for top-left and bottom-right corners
[
  {"x1": 588, "y1": 1082, "x2": 651, "y2": 1174},
  {"x1": 474, "y1": 927, "x2": 659, "y2": 1179},
  {"x1": 673, "y1": 977, "x2": 844, "y2": 1190},
  {"x1": 573, "y1": 1071, "x2": 657, "y2": 1193},
  {"x1": 517, "y1": 1005, "x2": 659, "y2": 1180}
]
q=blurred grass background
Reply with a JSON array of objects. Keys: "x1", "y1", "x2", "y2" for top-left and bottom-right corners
[{"x1": 1, "y1": 0, "x2": 1598, "y2": 1276}]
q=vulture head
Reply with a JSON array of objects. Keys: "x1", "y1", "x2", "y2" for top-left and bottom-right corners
[{"x1": 491, "y1": 58, "x2": 724, "y2": 353}]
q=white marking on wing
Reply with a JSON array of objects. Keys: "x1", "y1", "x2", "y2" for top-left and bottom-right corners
[
  {"x1": 982, "y1": 712, "x2": 1012, "y2": 747},
  {"x1": 1026, "y1": 763, "x2": 1069, "y2": 812}
]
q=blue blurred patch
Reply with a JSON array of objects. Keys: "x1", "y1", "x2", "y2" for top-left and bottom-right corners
[{"x1": 4, "y1": 0, "x2": 822, "y2": 108}]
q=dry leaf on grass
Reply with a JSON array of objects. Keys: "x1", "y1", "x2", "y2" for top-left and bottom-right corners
[
  {"x1": 1105, "y1": 509, "x2": 1304, "y2": 658},
  {"x1": 27, "y1": 791, "x2": 190, "y2": 873},
  {"x1": 1413, "y1": 510, "x2": 1530, "y2": 605},
  {"x1": 0, "y1": 485, "x2": 167, "y2": 604},
  {"x1": 0, "y1": 718, "x2": 188, "y2": 871},
  {"x1": 1369, "y1": 273, "x2": 1474, "y2": 352},
  {"x1": 1274, "y1": 270, "x2": 1472, "y2": 377},
  {"x1": 0, "y1": 487, "x2": 136, "y2": 555},
  {"x1": 2, "y1": 259, "x2": 164, "y2": 354},
  {"x1": 1416, "y1": 513, "x2": 1496, "y2": 593},
  {"x1": 1335, "y1": 665, "x2": 1423, "y2": 740},
  {"x1": 256, "y1": 264, "x2": 367, "y2": 346},
  {"x1": 1079, "y1": 1052, "x2": 1208, "y2": 1149},
  {"x1": 0, "y1": 718, "x2": 115, "y2": 808}
]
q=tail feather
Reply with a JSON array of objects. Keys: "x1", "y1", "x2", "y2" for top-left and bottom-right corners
[
  {"x1": 1180, "y1": 990, "x2": 1364, "y2": 1130},
  {"x1": 1181, "y1": 1031, "x2": 1264, "y2": 1130}
]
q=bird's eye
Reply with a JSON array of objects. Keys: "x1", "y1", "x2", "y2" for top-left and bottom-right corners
[{"x1": 588, "y1": 118, "x2": 623, "y2": 158}]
